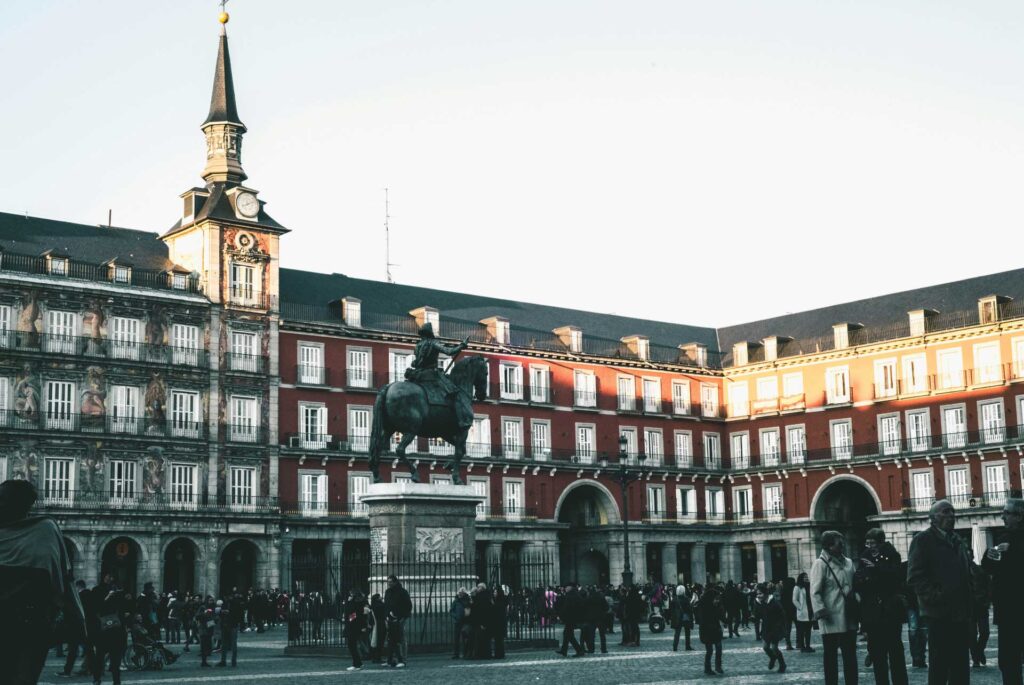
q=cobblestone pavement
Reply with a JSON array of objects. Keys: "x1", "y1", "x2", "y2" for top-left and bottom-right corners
[{"x1": 40, "y1": 626, "x2": 1006, "y2": 685}]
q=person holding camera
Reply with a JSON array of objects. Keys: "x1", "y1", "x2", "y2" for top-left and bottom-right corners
[{"x1": 855, "y1": 528, "x2": 907, "y2": 685}]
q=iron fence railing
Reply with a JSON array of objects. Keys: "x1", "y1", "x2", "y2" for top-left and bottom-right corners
[
  {"x1": 902, "y1": 489, "x2": 1022, "y2": 513},
  {"x1": 0, "y1": 251, "x2": 202, "y2": 294},
  {"x1": 34, "y1": 491, "x2": 278, "y2": 514},
  {"x1": 0, "y1": 331, "x2": 208, "y2": 367},
  {"x1": 225, "y1": 352, "x2": 267, "y2": 374},
  {"x1": 0, "y1": 409, "x2": 208, "y2": 440}
]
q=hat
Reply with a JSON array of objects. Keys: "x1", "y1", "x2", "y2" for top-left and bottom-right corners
[{"x1": 417, "y1": 322, "x2": 435, "y2": 338}]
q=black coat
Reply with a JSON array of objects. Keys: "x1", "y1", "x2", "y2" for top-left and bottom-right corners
[
  {"x1": 697, "y1": 592, "x2": 724, "y2": 644},
  {"x1": 384, "y1": 584, "x2": 412, "y2": 621},
  {"x1": 907, "y1": 526, "x2": 973, "y2": 622},
  {"x1": 854, "y1": 542, "x2": 907, "y2": 626},
  {"x1": 761, "y1": 597, "x2": 786, "y2": 642},
  {"x1": 981, "y1": 527, "x2": 1024, "y2": 626},
  {"x1": 559, "y1": 588, "x2": 584, "y2": 624}
]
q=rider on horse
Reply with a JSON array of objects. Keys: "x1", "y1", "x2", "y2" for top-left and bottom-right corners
[{"x1": 403, "y1": 323, "x2": 473, "y2": 429}]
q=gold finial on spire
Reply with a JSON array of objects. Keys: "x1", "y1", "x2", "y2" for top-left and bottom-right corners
[{"x1": 218, "y1": 0, "x2": 229, "y2": 25}]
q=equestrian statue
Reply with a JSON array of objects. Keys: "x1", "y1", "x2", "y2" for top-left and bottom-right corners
[{"x1": 368, "y1": 323, "x2": 488, "y2": 484}]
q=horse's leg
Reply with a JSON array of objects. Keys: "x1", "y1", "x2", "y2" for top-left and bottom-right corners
[
  {"x1": 449, "y1": 428, "x2": 469, "y2": 485},
  {"x1": 395, "y1": 433, "x2": 419, "y2": 483}
]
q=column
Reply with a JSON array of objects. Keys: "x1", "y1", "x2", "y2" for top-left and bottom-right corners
[
  {"x1": 691, "y1": 542, "x2": 707, "y2": 585},
  {"x1": 546, "y1": 540, "x2": 561, "y2": 586},
  {"x1": 756, "y1": 541, "x2": 769, "y2": 582},
  {"x1": 721, "y1": 543, "x2": 741, "y2": 583},
  {"x1": 608, "y1": 541, "x2": 625, "y2": 585},
  {"x1": 661, "y1": 543, "x2": 679, "y2": 584},
  {"x1": 146, "y1": 534, "x2": 164, "y2": 591},
  {"x1": 203, "y1": 534, "x2": 219, "y2": 597},
  {"x1": 630, "y1": 541, "x2": 646, "y2": 583}
]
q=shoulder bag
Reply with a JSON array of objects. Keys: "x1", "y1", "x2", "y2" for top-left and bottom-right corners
[{"x1": 826, "y1": 558, "x2": 860, "y2": 627}]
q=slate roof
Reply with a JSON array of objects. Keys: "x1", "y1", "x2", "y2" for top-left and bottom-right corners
[
  {"x1": 203, "y1": 31, "x2": 244, "y2": 128},
  {"x1": 162, "y1": 183, "x2": 287, "y2": 238},
  {"x1": 717, "y1": 267, "x2": 1024, "y2": 351},
  {"x1": 0, "y1": 211, "x2": 174, "y2": 271}
]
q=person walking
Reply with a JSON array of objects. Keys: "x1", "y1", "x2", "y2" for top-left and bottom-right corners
[
  {"x1": 855, "y1": 528, "x2": 908, "y2": 685},
  {"x1": 450, "y1": 587, "x2": 470, "y2": 659},
  {"x1": 368, "y1": 593, "x2": 386, "y2": 663},
  {"x1": 383, "y1": 575, "x2": 411, "y2": 668},
  {"x1": 761, "y1": 583, "x2": 787, "y2": 674},
  {"x1": 810, "y1": 529, "x2": 859, "y2": 685},
  {"x1": 982, "y1": 497, "x2": 1024, "y2": 685},
  {"x1": 584, "y1": 585, "x2": 609, "y2": 654},
  {"x1": 197, "y1": 599, "x2": 217, "y2": 667},
  {"x1": 907, "y1": 499, "x2": 973, "y2": 685},
  {"x1": 216, "y1": 598, "x2": 238, "y2": 667},
  {"x1": 698, "y1": 584, "x2": 724, "y2": 675},
  {"x1": 343, "y1": 590, "x2": 368, "y2": 672},
  {"x1": 901, "y1": 558, "x2": 928, "y2": 669},
  {"x1": 622, "y1": 585, "x2": 645, "y2": 647},
  {"x1": 671, "y1": 585, "x2": 694, "y2": 651},
  {"x1": 491, "y1": 585, "x2": 508, "y2": 659},
  {"x1": 793, "y1": 572, "x2": 814, "y2": 652},
  {"x1": 968, "y1": 550, "x2": 990, "y2": 669},
  {"x1": 91, "y1": 580, "x2": 129, "y2": 685},
  {"x1": 554, "y1": 581, "x2": 585, "y2": 657}
]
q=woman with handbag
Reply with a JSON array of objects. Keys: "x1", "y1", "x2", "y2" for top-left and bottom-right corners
[
  {"x1": 91, "y1": 581, "x2": 128, "y2": 685},
  {"x1": 810, "y1": 530, "x2": 859, "y2": 685},
  {"x1": 793, "y1": 572, "x2": 815, "y2": 652}
]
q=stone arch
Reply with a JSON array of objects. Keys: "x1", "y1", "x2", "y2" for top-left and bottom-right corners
[
  {"x1": 554, "y1": 480, "x2": 621, "y2": 525},
  {"x1": 810, "y1": 474, "x2": 883, "y2": 558},
  {"x1": 99, "y1": 535, "x2": 146, "y2": 595},
  {"x1": 810, "y1": 474, "x2": 884, "y2": 521},
  {"x1": 163, "y1": 537, "x2": 202, "y2": 594},
  {"x1": 95, "y1": 534, "x2": 150, "y2": 566},
  {"x1": 219, "y1": 538, "x2": 264, "y2": 595},
  {"x1": 62, "y1": 535, "x2": 81, "y2": 576}
]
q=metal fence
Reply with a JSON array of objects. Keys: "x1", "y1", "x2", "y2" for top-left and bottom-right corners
[{"x1": 285, "y1": 550, "x2": 558, "y2": 653}]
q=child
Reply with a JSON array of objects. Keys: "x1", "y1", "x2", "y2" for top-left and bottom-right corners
[{"x1": 759, "y1": 583, "x2": 787, "y2": 674}]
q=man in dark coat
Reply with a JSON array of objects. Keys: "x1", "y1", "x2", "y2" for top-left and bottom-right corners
[
  {"x1": 856, "y1": 528, "x2": 908, "y2": 685},
  {"x1": 383, "y1": 575, "x2": 412, "y2": 668},
  {"x1": 554, "y1": 582, "x2": 585, "y2": 657},
  {"x1": 450, "y1": 588, "x2": 470, "y2": 659},
  {"x1": 982, "y1": 497, "x2": 1024, "y2": 685},
  {"x1": 907, "y1": 499, "x2": 973, "y2": 685}
]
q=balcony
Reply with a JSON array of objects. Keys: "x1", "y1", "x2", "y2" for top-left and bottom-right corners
[
  {"x1": 295, "y1": 364, "x2": 328, "y2": 386},
  {"x1": 280, "y1": 498, "x2": 363, "y2": 519},
  {"x1": 285, "y1": 432, "x2": 334, "y2": 450},
  {"x1": 823, "y1": 387, "x2": 853, "y2": 406},
  {"x1": 0, "y1": 251, "x2": 202, "y2": 294},
  {"x1": 227, "y1": 287, "x2": 274, "y2": 309},
  {"x1": 727, "y1": 508, "x2": 787, "y2": 524},
  {"x1": 345, "y1": 369, "x2": 388, "y2": 391},
  {"x1": 902, "y1": 489, "x2": 1021, "y2": 513},
  {"x1": 779, "y1": 394, "x2": 805, "y2": 412},
  {"x1": 479, "y1": 504, "x2": 537, "y2": 523},
  {"x1": 0, "y1": 331, "x2": 208, "y2": 367},
  {"x1": 700, "y1": 404, "x2": 726, "y2": 420},
  {"x1": 803, "y1": 425, "x2": 1024, "y2": 465},
  {"x1": 35, "y1": 491, "x2": 277, "y2": 514},
  {"x1": 573, "y1": 390, "x2": 598, "y2": 409},
  {"x1": 751, "y1": 398, "x2": 778, "y2": 415},
  {"x1": 226, "y1": 353, "x2": 266, "y2": 374},
  {"x1": 496, "y1": 382, "x2": 525, "y2": 402},
  {"x1": 226, "y1": 423, "x2": 265, "y2": 444},
  {"x1": 0, "y1": 410, "x2": 207, "y2": 440}
]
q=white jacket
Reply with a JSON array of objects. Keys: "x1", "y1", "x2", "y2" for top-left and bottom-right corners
[
  {"x1": 809, "y1": 551, "x2": 856, "y2": 634},
  {"x1": 792, "y1": 584, "x2": 811, "y2": 622}
]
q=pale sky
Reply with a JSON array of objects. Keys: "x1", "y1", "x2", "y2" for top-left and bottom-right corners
[{"x1": 2, "y1": 1, "x2": 1023, "y2": 331}]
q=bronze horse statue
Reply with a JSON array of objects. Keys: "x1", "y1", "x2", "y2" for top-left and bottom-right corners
[{"x1": 368, "y1": 355, "x2": 489, "y2": 484}]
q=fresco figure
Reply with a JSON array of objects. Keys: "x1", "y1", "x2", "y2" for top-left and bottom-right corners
[{"x1": 13, "y1": 364, "x2": 40, "y2": 423}]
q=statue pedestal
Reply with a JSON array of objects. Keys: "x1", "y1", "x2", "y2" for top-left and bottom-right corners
[{"x1": 361, "y1": 483, "x2": 484, "y2": 650}]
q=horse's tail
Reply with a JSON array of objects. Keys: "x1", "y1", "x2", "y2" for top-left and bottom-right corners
[{"x1": 368, "y1": 384, "x2": 389, "y2": 460}]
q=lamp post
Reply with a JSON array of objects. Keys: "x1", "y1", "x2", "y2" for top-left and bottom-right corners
[{"x1": 602, "y1": 435, "x2": 646, "y2": 587}]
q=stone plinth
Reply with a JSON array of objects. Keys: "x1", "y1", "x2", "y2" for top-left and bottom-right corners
[{"x1": 362, "y1": 482, "x2": 483, "y2": 561}]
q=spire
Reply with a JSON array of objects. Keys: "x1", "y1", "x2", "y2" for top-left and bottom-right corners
[{"x1": 200, "y1": 9, "x2": 247, "y2": 186}]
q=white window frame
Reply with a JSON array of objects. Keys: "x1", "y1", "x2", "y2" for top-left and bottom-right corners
[
  {"x1": 705, "y1": 487, "x2": 725, "y2": 523},
  {"x1": 299, "y1": 470, "x2": 328, "y2": 517},
  {"x1": 729, "y1": 381, "x2": 749, "y2": 417},
  {"x1": 574, "y1": 370, "x2": 597, "y2": 407},
  {"x1": 906, "y1": 408, "x2": 931, "y2": 452},
  {"x1": 617, "y1": 375, "x2": 636, "y2": 412},
  {"x1": 756, "y1": 377, "x2": 778, "y2": 401},
  {"x1": 910, "y1": 468, "x2": 934, "y2": 512},
  {"x1": 45, "y1": 380, "x2": 75, "y2": 430},
  {"x1": 469, "y1": 476, "x2": 490, "y2": 519},
  {"x1": 500, "y1": 362, "x2": 524, "y2": 401},
  {"x1": 229, "y1": 395, "x2": 259, "y2": 443},
  {"x1": 979, "y1": 399, "x2": 1006, "y2": 444},
  {"x1": 759, "y1": 428, "x2": 780, "y2": 467},
  {"x1": 643, "y1": 427, "x2": 663, "y2": 466},
  {"x1": 671, "y1": 380, "x2": 690, "y2": 415},
  {"x1": 902, "y1": 354, "x2": 928, "y2": 394},
  {"x1": 348, "y1": 405, "x2": 371, "y2": 452},
  {"x1": 46, "y1": 310, "x2": 77, "y2": 354},
  {"x1": 110, "y1": 316, "x2": 142, "y2": 361},
  {"x1": 0, "y1": 376, "x2": 10, "y2": 428},
  {"x1": 298, "y1": 342, "x2": 325, "y2": 385},
  {"x1": 763, "y1": 483, "x2": 784, "y2": 521},
  {"x1": 503, "y1": 478, "x2": 525, "y2": 520},
  {"x1": 575, "y1": 423, "x2": 596, "y2": 464},
  {"x1": 984, "y1": 461, "x2": 1009, "y2": 505},
  {"x1": 782, "y1": 372, "x2": 803, "y2": 399},
  {"x1": 941, "y1": 404, "x2": 967, "y2": 449},
  {"x1": 973, "y1": 342, "x2": 1002, "y2": 385},
  {"x1": 830, "y1": 419, "x2": 853, "y2": 460},
  {"x1": 346, "y1": 346, "x2": 372, "y2": 388},
  {"x1": 730, "y1": 431, "x2": 750, "y2": 469},
  {"x1": 529, "y1": 365, "x2": 550, "y2": 403},
  {"x1": 0, "y1": 304, "x2": 12, "y2": 349},
  {"x1": 230, "y1": 330, "x2": 259, "y2": 372},
  {"x1": 700, "y1": 383, "x2": 719, "y2": 417},
  {"x1": 229, "y1": 465, "x2": 257, "y2": 511},
  {"x1": 299, "y1": 402, "x2": 328, "y2": 448},
  {"x1": 786, "y1": 424, "x2": 806, "y2": 464},
  {"x1": 501, "y1": 417, "x2": 523, "y2": 459},
  {"x1": 673, "y1": 430, "x2": 693, "y2": 468},
  {"x1": 168, "y1": 463, "x2": 199, "y2": 510},
  {"x1": 43, "y1": 457, "x2": 76, "y2": 506},
  {"x1": 825, "y1": 366, "x2": 851, "y2": 404},
  {"x1": 936, "y1": 348, "x2": 964, "y2": 390},
  {"x1": 675, "y1": 485, "x2": 697, "y2": 521},
  {"x1": 646, "y1": 484, "x2": 666, "y2": 522},
  {"x1": 874, "y1": 358, "x2": 898, "y2": 399},
  {"x1": 170, "y1": 390, "x2": 201, "y2": 438},
  {"x1": 619, "y1": 426, "x2": 638, "y2": 463},
  {"x1": 944, "y1": 464, "x2": 971, "y2": 509},
  {"x1": 108, "y1": 459, "x2": 137, "y2": 506},
  {"x1": 530, "y1": 419, "x2": 551, "y2": 461},
  {"x1": 878, "y1": 412, "x2": 902, "y2": 456},
  {"x1": 642, "y1": 378, "x2": 661, "y2": 413},
  {"x1": 389, "y1": 349, "x2": 414, "y2": 384},
  {"x1": 1013, "y1": 337, "x2": 1024, "y2": 380},
  {"x1": 110, "y1": 385, "x2": 140, "y2": 434},
  {"x1": 468, "y1": 414, "x2": 491, "y2": 458},
  {"x1": 733, "y1": 485, "x2": 753, "y2": 523},
  {"x1": 702, "y1": 432, "x2": 721, "y2": 469},
  {"x1": 171, "y1": 323, "x2": 201, "y2": 366},
  {"x1": 349, "y1": 472, "x2": 372, "y2": 516},
  {"x1": 229, "y1": 261, "x2": 260, "y2": 305}
]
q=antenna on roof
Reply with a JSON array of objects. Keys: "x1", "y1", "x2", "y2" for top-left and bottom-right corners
[
  {"x1": 384, "y1": 188, "x2": 398, "y2": 283},
  {"x1": 108, "y1": 209, "x2": 112, "y2": 228}
]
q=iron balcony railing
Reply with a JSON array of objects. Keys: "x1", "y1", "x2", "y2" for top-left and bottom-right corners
[
  {"x1": 294, "y1": 364, "x2": 329, "y2": 386},
  {"x1": 344, "y1": 369, "x2": 389, "y2": 391},
  {"x1": 226, "y1": 287, "x2": 275, "y2": 309},
  {"x1": 280, "y1": 499, "x2": 367, "y2": 518},
  {"x1": 34, "y1": 491, "x2": 278, "y2": 514},
  {"x1": 478, "y1": 505, "x2": 539, "y2": 523},
  {"x1": 0, "y1": 409, "x2": 207, "y2": 440},
  {"x1": 0, "y1": 331, "x2": 208, "y2": 367},
  {"x1": 225, "y1": 352, "x2": 267, "y2": 374},
  {"x1": 902, "y1": 489, "x2": 1022, "y2": 513},
  {"x1": 225, "y1": 423, "x2": 267, "y2": 444},
  {"x1": 639, "y1": 508, "x2": 782, "y2": 525},
  {"x1": 0, "y1": 251, "x2": 202, "y2": 294}
]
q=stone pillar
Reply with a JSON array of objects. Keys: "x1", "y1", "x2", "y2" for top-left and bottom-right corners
[
  {"x1": 662, "y1": 543, "x2": 679, "y2": 583},
  {"x1": 208, "y1": 309, "x2": 221, "y2": 500},
  {"x1": 82, "y1": 533, "x2": 100, "y2": 587},
  {"x1": 630, "y1": 541, "x2": 646, "y2": 584},
  {"x1": 756, "y1": 541, "x2": 769, "y2": 582},
  {"x1": 361, "y1": 482, "x2": 483, "y2": 560},
  {"x1": 608, "y1": 541, "x2": 625, "y2": 585},
  {"x1": 691, "y1": 542, "x2": 707, "y2": 585},
  {"x1": 721, "y1": 543, "x2": 741, "y2": 583},
  {"x1": 204, "y1": 534, "x2": 219, "y2": 597},
  {"x1": 546, "y1": 540, "x2": 562, "y2": 585},
  {"x1": 146, "y1": 535, "x2": 163, "y2": 591}
]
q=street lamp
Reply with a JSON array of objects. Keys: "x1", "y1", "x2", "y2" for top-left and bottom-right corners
[{"x1": 601, "y1": 435, "x2": 646, "y2": 587}]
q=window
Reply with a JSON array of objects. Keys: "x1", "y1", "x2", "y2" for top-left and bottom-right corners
[
  {"x1": 705, "y1": 487, "x2": 725, "y2": 523},
  {"x1": 930, "y1": 406, "x2": 963, "y2": 452},
  {"x1": 643, "y1": 428, "x2": 663, "y2": 466},
  {"x1": 700, "y1": 384, "x2": 719, "y2": 417},
  {"x1": 786, "y1": 425, "x2": 806, "y2": 464},
  {"x1": 972, "y1": 343, "x2": 1001, "y2": 385},
  {"x1": 0, "y1": 304, "x2": 10, "y2": 348},
  {"x1": 575, "y1": 424, "x2": 595, "y2": 463},
  {"x1": 756, "y1": 377, "x2": 778, "y2": 401},
  {"x1": 673, "y1": 430, "x2": 693, "y2": 468},
  {"x1": 763, "y1": 484, "x2": 784, "y2": 521},
  {"x1": 347, "y1": 347, "x2": 371, "y2": 387},
  {"x1": 902, "y1": 354, "x2": 928, "y2": 394},
  {"x1": 936, "y1": 348, "x2": 964, "y2": 389},
  {"x1": 44, "y1": 458, "x2": 75, "y2": 505},
  {"x1": 299, "y1": 472, "x2": 328, "y2": 517},
  {"x1": 169, "y1": 463, "x2": 198, "y2": 510},
  {"x1": 111, "y1": 385, "x2": 140, "y2": 434},
  {"x1": 389, "y1": 350, "x2": 413, "y2": 384},
  {"x1": 760, "y1": 429, "x2": 780, "y2": 466},
  {"x1": 0, "y1": 376, "x2": 9, "y2": 427},
  {"x1": 348, "y1": 406, "x2": 370, "y2": 452},
  {"x1": 1014, "y1": 338, "x2": 1024, "y2": 378},
  {"x1": 46, "y1": 310, "x2": 77, "y2": 354},
  {"x1": 569, "y1": 330, "x2": 582, "y2": 353},
  {"x1": 730, "y1": 432, "x2": 750, "y2": 469},
  {"x1": 171, "y1": 323, "x2": 200, "y2": 366},
  {"x1": 979, "y1": 400, "x2": 1005, "y2": 444},
  {"x1": 108, "y1": 459, "x2": 136, "y2": 505},
  {"x1": 830, "y1": 419, "x2": 853, "y2": 460},
  {"x1": 468, "y1": 415, "x2": 491, "y2": 457},
  {"x1": 349, "y1": 474, "x2": 371, "y2": 515},
  {"x1": 733, "y1": 486, "x2": 753, "y2": 522},
  {"x1": 170, "y1": 391, "x2": 200, "y2": 438},
  {"x1": 529, "y1": 365, "x2": 550, "y2": 403},
  {"x1": 675, "y1": 486, "x2": 697, "y2": 521},
  {"x1": 703, "y1": 432, "x2": 721, "y2": 468},
  {"x1": 672, "y1": 381, "x2": 690, "y2": 414},
  {"x1": 298, "y1": 343, "x2": 325, "y2": 384},
  {"x1": 494, "y1": 320, "x2": 509, "y2": 345},
  {"x1": 530, "y1": 420, "x2": 551, "y2": 461},
  {"x1": 230, "y1": 396, "x2": 258, "y2": 443},
  {"x1": 911, "y1": 470, "x2": 934, "y2": 511},
  {"x1": 782, "y1": 373, "x2": 803, "y2": 398},
  {"x1": 619, "y1": 427, "x2": 638, "y2": 462},
  {"x1": 230, "y1": 331, "x2": 259, "y2": 372},
  {"x1": 825, "y1": 366, "x2": 850, "y2": 404},
  {"x1": 110, "y1": 317, "x2": 141, "y2": 360},
  {"x1": 642, "y1": 378, "x2": 661, "y2": 413},
  {"x1": 112, "y1": 265, "x2": 131, "y2": 284},
  {"x1": 874, "y1": 359, "x2": 897, "y2": 399},
  {"x1": 617, "y1": 376, "x2": 636, "y2": 411},
  {"x1": 906, "y1": 409, "x2": 930, "y2": 452},
  {"x1": 729, "y1": 382, "x2": 749, "y2": 417},
  {"x1": 502, "y1": 418, "x2": 523, "y2": 459},
  {"x1": 500, "y1": 363, "x2": 523, "y2": 400},
  {"x1": 469, "y1": 477, "x2": 489, "y2": 519},
  {"x1": 45, "y1": 380, "x2": 74, "y2": 430},
  {"x1": 229, "y1": 262, "x2": 258, "y2": 304},
  {"x1": 49, "y1": 256, "x2": 68, "y2": 275},
  {"x1": 171, "y1": 273, "x2": 188, "y2": 290},
  {"x1": 229, "y1": 466, "x2": 256, "y2": 511},
  {"x1": 945, "y1": 466, "x2": 970, "y2": 507},
  {"x1": 646, "y1": 485, "x2": 665, "y2": 521},
  {"x1": 428, "y1": 436, "x2": 454, "y2": 456},
  {"x1": 878, "y1": 414, "x2": 901, "y2": 456},
  {"x1": 574, "y1": 371, "x2": 596, "y2": 407},
  {"x1": 984, "y1": 463, "x2": 1009, "y2": 503},
  {"x1": 503, "y1": 479, "x2": 524, "y2": 520},
  {"x1": 343, "y1": 299, "x2": 362, "y2": 327}
]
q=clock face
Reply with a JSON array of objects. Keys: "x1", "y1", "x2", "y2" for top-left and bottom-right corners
[{"x1": 236, "y1": 192, "x2": 259, "y2": 218}]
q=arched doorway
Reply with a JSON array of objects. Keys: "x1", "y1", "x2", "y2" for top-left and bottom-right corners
[
  {"x1": 101, "y1": 537, "x2": 141, "y2": 594},
  {"x1": 812, "y1": 477, "x2": 881, "y2": 556},
  {"x1": 220, "y1": 540, "x2": 258, "y2": 595},
  {"x1": 577, "y1": 550, "x2": 609, "y2": 586},
  {"x1": 164, "y1": 538, "x2": 198, "y2": 594},
  {"x1": 556, "y1": 482, "x2": 619, "y2": 528}
]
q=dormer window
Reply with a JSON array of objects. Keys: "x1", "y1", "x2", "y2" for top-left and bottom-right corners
[
  {"x1": 621, "y1": 335, "x2": 650, "y2": 361},
  {"x1": 495, "y1": 320, "x2": 509, "y2": 345},
  {"x1": 833, "y1": 324, "x2": 849, "y2": 350},
  {"x1": 342, "y1": 297, "x2": 362, "y2": 327},
  {"x1": 48, "y1": 256, "x2": 68, "y2": 276},
  {"x1": 978, "y1": 296, "x2": 1007, "y2": 325},
  {"x1": 171, "y1": 273, "x2": 188, "y2": 290},
  {"x1": 763, "y1": 337, "x2": 778, "y2": 361},
  {"x1": 554, "y1": 326, "x2": 583, "y2": 353},
  {"x1": 732, "y1": 342, "x2": 748, "y2": 366},
  {"x1": 410, "y1": 306, "x2": 439, "y2": 335},
  {"x1": 112, "y1": 265, "x2": 132, "y2": 284},
  {"x1": 908, "y1": 309, "x2": 935, "y2": 337}
]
